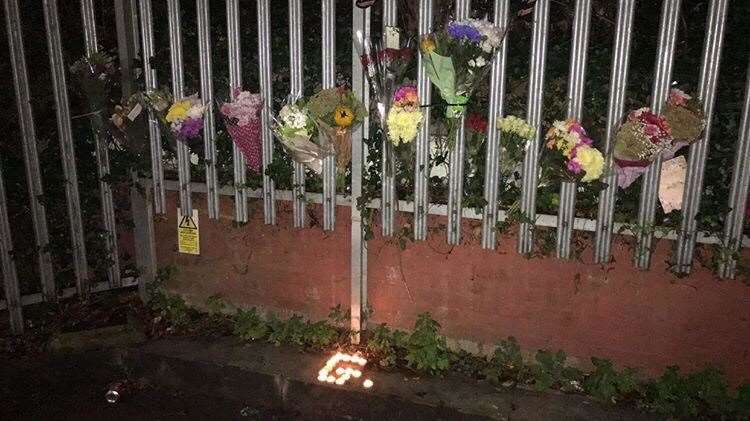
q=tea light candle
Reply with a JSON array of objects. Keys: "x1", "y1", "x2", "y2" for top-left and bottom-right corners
[{"x1": 363, "y1": 379, "x2": 374, "y2": 389}]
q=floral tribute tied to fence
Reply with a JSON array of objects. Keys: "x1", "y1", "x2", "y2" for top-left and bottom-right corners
[{"x1": 220, "y1": 89, "x2": 264, "y2": 173}]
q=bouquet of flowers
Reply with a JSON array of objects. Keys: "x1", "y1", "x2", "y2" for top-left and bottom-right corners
[
  {"x1": 664, "y1": 88, "x2": 705, "y2": 143},
  {"x1": 420, "y1": 18, "x2": 506, "y2": 120},
  {"x1": 220, "y1": 89, "x2": 263, "y2": 172},
  {"x1": 270, "y1": 96, "x2": 329, "y2": 174},
  {"x1": 497, "y1": 115, "x2": 535, "y2": 182},
  {"x1": 355, "y1": 26, "x2": 418, "y2": 145},
  {"x1": 386, "y1": 85, "x2": 423, "y2": 146},
  {"x1": 543, "y1": 119, "x2": 604, "y2": 183},
  {"x1": 613, "y1": 107, "x2": 673, "y2": 187},
  {"x1": 109, "y1": 92, "x2": 148, "y2": 152},
  {"x1": 164, "y1": 95, "x2": 206, "y2": 143},
  {"x1": 70, "y1": 51, "x2": 117, "y2": 114},
  {"x1": 306, "y1": 87, "x2": 366, "y2": 171}
]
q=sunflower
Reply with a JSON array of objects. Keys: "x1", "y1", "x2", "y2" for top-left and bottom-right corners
[{"x1": 334, "y1": 106, "x2": 354, "y2": 128}]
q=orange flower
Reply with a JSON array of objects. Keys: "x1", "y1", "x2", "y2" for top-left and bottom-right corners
[{"x1": 334, "y1": 106, "x2": 354, "y2": 128}]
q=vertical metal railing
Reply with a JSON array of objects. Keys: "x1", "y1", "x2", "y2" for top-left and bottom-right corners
[
  {"x1": 518, "y1": 0, "x2": 550, "y2": 254},
  {"x1": 446, "y1": 0, "x2": 471, "y2": 245},
  {"x1": 380, "y1": 0, "x2": 397, "y2": 237},
  {"x1": 81, "y1": 0, "x2": 122, "y2": 287},
  {"x1": 480, "y1": 0, "x2": 509, "y2": 250},
  {"x1": 635, "y1": 0, "x2": 681, "y2": 269},
  {"x1": 556, "y1": 0, "x2": 591, "y2": 259},
  {"x1": 4, "y1": 0, "x2": 56, "y2": 300},
  {"x1": 226, "y1": 0, "x2": 248, "y2": 222},
  {"x1": 351, "y1": 0, "x2": 370, "y2": 343},
  {"x1": 167, "y1": 0, "x2": 192, "y2": 218},
  {"x1": 197, "y1": 0, "x2": 220, "y2": 219},
  {"x1": 413, "y1": 0, "x2": 433, "y2": 241},
  {"x1": 139, "y1": 0, "x2": 166, "y2": 214},
  {"x1": 43, "y1": 0, "x2": 89, "y2": 295},
  {"x1": 289, "y1": 0, "x2": 306, "y2": 228},
  {"x1": 593, "y1": 0, "x2": 635, "y2": 264},
  {"x1": 321, "y1": 0, "x2": 337, "y2": 231},
  {"x1": 0, "y1": 162, "x2": 23, "y2": 333},
  {"x1": 674, "y1": 0, "x2": 728, "y2": 274},
  {"x1": 257, "y1": 0, "x2": 276, "y2": 225},
  {"x1": 718, "y1": 60, "x2": 750, "y2": 279}
]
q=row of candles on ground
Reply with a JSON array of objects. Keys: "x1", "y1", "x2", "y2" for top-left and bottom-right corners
[{"x1": 317, "y1": 352, "x2": 374, "y2": 389}]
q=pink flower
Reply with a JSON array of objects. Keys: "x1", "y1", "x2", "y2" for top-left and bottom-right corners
[
  {"x1": 668, "y1": 88, "x2": 691, "y2": 107},
  {"x1": 567, "y1": 158, "x2": 583, "y2": 174},
  {"x1": 392, "y1": 85, "x2": 419, "y2": 108}
]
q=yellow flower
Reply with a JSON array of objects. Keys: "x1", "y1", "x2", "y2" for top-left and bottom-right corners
[
  {"x1": 334, "y1": 106, "x2": 354, "y2": 128},
  {"x1": 387, "y1": 108, "x2": 423, "y2": 145},
  {"x1": 166, "y1": 100, "x2": 191, "y2": 123},
  {"x1": 420, "y1": 36, "x2": 436, "y2": 53},
  {"x1": 575, "y1": 146, "x2": 604, "y2": 182}
]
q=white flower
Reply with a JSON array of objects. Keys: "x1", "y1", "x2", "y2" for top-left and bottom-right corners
[
  {"x1": 474, "y1": 56, "x2": 487, "y2": 67},
  {"x1": 468, "y1": 59, "x2": 476, "y2": 67},
  {"x1": 187, "y1": 104, "x2": 205, "y2": 119},
  {"x1": 190, "y1": 153, "x2": 199, "y2": 165}
]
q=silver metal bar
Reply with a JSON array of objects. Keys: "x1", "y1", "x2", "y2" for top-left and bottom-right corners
[
  {"x1": 81, "y1": 0, "x2": 121, "y2": 287},
  {"x1": 0, "y1": 162, "x2": 23, "y2": 334},
  {"x1": 350, "y1": 1, "x2": 369, "y2": 343},
  {"x1": 322, "y1": 0, "x2": 336, "y2": 231},
  {"x1": 0, "y1": 276, "x2": 140, "y2": 311},
  {"x1": 594, "y1": 0, "x2": 635, "y2": 264},
  {"x1": 167, "y1": 0, "x2": 191, "y2": 218},
  {"x1": 635, "y1": 0, "x2": 681, "y2": 269},
  {"x1": 227, "y1": 0, "x2": 248, "y2": 222},
  {"x1": 197, "y1": 0, "x2": 219, "y2": 219},
  {"x1": 289, "y1": 0, "x2": 306, "y2": 228},
  {"x1": 556, "y1": 0, "x2": 591, "y2": 259},
  {"x1": 138, "y1": 0, "x2": 166, "y2": 214},
  {"x1": 257, "y1": 0, "x2": 276, "y2": 225},
  {"x1": 414, "y1": 0, "x2": 433, "y2": 241},
  {"x1": 718, "y1": 59, "x2": 750, "y2": 279},
  {"x1": 380, "y1": 0, "x2": 397, "y2": 237},
  {"x1": 43, "y1": 0, "x2": 89, "y2": 295},
  {"x1": 675, "y1": 0, "x2": 728, "y2": 274},
  {"x1": 480, "y1": 0, "x2": 509, "y2": 249},
  {"x1": 446, "y1": 0, "x2": 471, "y2": 245},
  {"x1": 4, "y1": 0, "x2": 55, "y2": 299},
  {"x1": 518, "y1": 0, "x2": 550, "y2": 254}
]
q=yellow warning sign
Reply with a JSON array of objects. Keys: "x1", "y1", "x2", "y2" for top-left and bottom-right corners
[{"x1": 177, "y1": 209, "x2": 200, "y2": 255}]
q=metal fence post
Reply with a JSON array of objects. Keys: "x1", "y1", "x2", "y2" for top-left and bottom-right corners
[
  {"x1": 674, "y1": 0, "x2": 728, "y2": 274},
  {"x1": 227, "y1": 0, "x2": 249, "y2": 223},
  {"x1": 322, "y1": 0, "x2": 337, "y2": 231},
  {"x1": 480, "y1": 0, "x2": 509, "y2": 250},
  {"x1": 413, "y1": 0, "x2": 433, "y2": 241},
  {"x1": 43, "y1": 0, "x2": 90, "y2": 296},
  {"x1": 446, "y1": 0, "x2": 471, "y2": 245},
  {"x1": 0, "y1": 162, "x2": 23, "y2": 334},
  {"x1": 289, "y1": 0, "x2": 306, "y2": 228},
  {"x1": 257, "y1": 0, "x2": 276, "y2": 225},
  {"x1": 197, "y1": 0, "x2": 220, "y2": 220},
  {"x1": 380, "y1": 0, "x2": 397, "y2": 237},
  {"x1": 634, "y1": 0, "x2": 681, "y2": 269},
  {"x1": 81, "y1": 0, "x2": 122, "y2": 288},
  {"x1": 4, "y1": 0, "x2": 56, "y2": 300},
  {"x1": 518, "y1": 0, "x2": 550, "y2": 255}
]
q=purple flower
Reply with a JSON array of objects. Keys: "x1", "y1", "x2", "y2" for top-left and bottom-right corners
[
  {"x1": 567, "y1": 158, "x2": 583, "y2": 174},
  {"x1": 177, "y1": 117, "x2": 204, "y2": 141},
  {"x1": 447, "y1": 22, "x2": 482, "y2": 43}
]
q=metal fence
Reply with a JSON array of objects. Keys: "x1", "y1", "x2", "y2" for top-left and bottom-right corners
[{"x1": 2, "y1": 0, "x2": 749, "y2": 337}]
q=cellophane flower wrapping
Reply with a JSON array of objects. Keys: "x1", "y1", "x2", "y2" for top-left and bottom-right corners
[
  {"x1": 306, "y1": 87, "x2": 366, "y2": 171},
  {"x1": 220, "y1": 89, "x2": 263, "y2": 172},
  {"x1": 420, "y1": 18, "x2": 506, "y2": 120},
  {"x1": 386, "y1": 85, "x2": 423, "y2": 146},
  {"x1": 497, "y1": 115, "x2": 536, "y2": 185},
  {"x1": 270, "y1": 97, "x2": 328, "y2": 174},
  {"x1": 664, "y1": 88, "x2": 705, "y2": 144},
  {"x1": 543, "y1": 119, "x2": 604, "y2": 183}
]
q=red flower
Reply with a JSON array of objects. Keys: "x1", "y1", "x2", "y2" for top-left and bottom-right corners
[{"x1": 467, "y1": 113, "x2": 488, "y2": 134}]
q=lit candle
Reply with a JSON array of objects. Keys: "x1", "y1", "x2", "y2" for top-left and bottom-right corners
[
  {"x1": 326, "y1": 375, "x2": 336, "y2": 383},
  {"x1": 352, "y1": 369, "x2": 362, "y2": 378},
  {"x1": 363, "y1": 379, "x2": 374, "y2": 389},
  {"x1": 335, "y1": 377, "x2": 346, "y2": 385},
  {"x1": 358, "y1": 358, "x2": 367, "y2": 367},
  {"x1": 335, "y1": 367, "x2": 345, "y2": 376}
]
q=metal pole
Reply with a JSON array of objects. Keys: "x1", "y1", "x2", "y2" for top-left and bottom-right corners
[
  {"x1": 3, "y1": 0, "x2": 55, "y2": 300},
  {"x1": 413, "y1": 0, "x2": 433, "y2": 241},
  {"x1": 138, "y1": 0, "x2": 166, "y2": 214},
  {"x1": 227, "y1": 0, "x2": 248, "y2": 222},
  {"x1": 351, "y1": 0, "x2": 370, "y2": 344},
  {"x1": 718, "y1": 59, "x2": 750, "y2": 279},
  {"x1": 446, "y1": 0, "x2": 471, "y2": 245},
  {"x1": 197, "y1": 0, "x2": 219, "y2": 219},
  {"x1": 380, "y1": 0, "x2": 397, "y2": 237},
  {"x1": 594, "y1": 0, "x2": 635, "y2": 264},
  {"x1": 167, "y1": 0, "x2": 192, "y2": 218},
  {"x1": 0, "y1": 162, "x2": 23, "y2": 334},
  {"x1": 480, "y1": 0, "x2": 509, "y2": 249},
  {"x1": 81, "y1": 0, "x2": 122, "y2": 287},
  {"x1": 322, "y1": 0, "x2": 337, "y2": 231},
  {"x1": 635, "y1": 0, "x2": 681, "y2": 269},
  {"x1": 556, "y1": 0, "x2": 591, "y2": 259},
  {"x1": 518, "y1": 0, "x2": 550, "y2": 254},
  {"x1": 257, "y1": 0, "x2": 276, "y2": 225},
  {"x1": 43, "y1": 0, "x2": 89, "y2": 295},
  {"x1": 289, "y1": 0, "x2": 306, "y2": 228},
  {"x1": 674, "y1": 0, "x2": 728, "y2": 274}
]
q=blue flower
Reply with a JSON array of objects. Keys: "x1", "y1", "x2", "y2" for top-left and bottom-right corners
[{"x1": 447, "y1": 22, "x2": 482, "y2": 43}]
